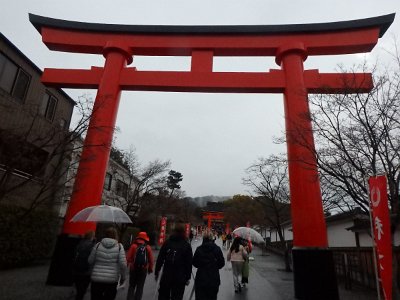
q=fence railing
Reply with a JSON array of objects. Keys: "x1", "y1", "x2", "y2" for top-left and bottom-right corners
[
  {"x1": 267, "y1": 241, "x2": 399, "y2": 290},
  {"x1": 331, "y1": 247, "x2": 377, "y2": 289}
]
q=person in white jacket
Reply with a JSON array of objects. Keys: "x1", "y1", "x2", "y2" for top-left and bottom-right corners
[
  {"x1": 227, "y1": 237, "x2": 248, "y2": 293},
  {"x1": 88, "y1": 227, "x2": 127, "y2": 300}
]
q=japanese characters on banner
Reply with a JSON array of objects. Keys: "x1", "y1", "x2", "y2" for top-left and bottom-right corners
[
  {"x1": 158, "y1": 217, "x2": 167, "y2": 246},
  {"x1": 369, "y1": 176, "x2": 392, "y2": 300},
  {"x1": 185, "y1": 223, "x2": 191, "y2": 239}
]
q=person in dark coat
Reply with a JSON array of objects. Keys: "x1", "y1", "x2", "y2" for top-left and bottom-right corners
[
  {"x1": 73, "y1": 230, "x2": 95, "y2": 300},
  {"x1": 189, "y1": 231, "x2": 194, "y2": 244},
  {"x1": 155, "y1": 224, "x2": 193, "y2": 300},
  {"x1": 226, "y1": 232, "x2": 233, "y2": 249},
  {"x1": 192, "y1": 232, "x2": 225, "y2": 300}
]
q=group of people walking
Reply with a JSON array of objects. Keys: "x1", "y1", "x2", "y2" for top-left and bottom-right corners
[
  {"x1": 72, "y1": 225, "x2": 252, "y2": 300},
  {"x1": 72, "y1": 227, "x2": 153, "y2": 300},
  {"x1": 72, "y1": 227, "x2": 128, "y2": 300}
]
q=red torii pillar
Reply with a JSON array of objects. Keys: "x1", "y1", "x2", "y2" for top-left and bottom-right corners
[
  {"x1": 64, "y1": 44, "x2": 133, "y2": 235},
  {"x1": 30, "y1": 13, "x2": 395, "y2": 298}
]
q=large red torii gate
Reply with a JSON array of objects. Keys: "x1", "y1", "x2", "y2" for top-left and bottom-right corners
[{"x1": 30, "y1": 13, "x2": 394, "y2": 298}]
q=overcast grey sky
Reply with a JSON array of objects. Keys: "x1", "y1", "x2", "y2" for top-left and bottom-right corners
[{"x1": 1, "y1": 1, "x2": 399, "y2": 197}]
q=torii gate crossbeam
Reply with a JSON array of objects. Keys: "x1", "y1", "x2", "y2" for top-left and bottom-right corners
[{"x1": 30, "y1": 13, "x2": 395, "y2": 299}]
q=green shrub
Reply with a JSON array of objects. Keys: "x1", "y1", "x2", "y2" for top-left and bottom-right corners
[{"x1": 0, "y1": 205, "x2": 58, "y2": 269}]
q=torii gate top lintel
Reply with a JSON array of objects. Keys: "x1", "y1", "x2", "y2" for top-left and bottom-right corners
[
  {"x1": 29, "y1": 13, "x2": 395, "y2": 60},
  {"x1": 30, "y1": 13, "x2": 394, "y2": 38},
  {"x1": 29, "y1": 13, "x2": 395, "y2": 94}
]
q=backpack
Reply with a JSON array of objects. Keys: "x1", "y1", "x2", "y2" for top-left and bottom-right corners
[{"x1": 134, "y1": 244, "x2": 148, "y2": 269}]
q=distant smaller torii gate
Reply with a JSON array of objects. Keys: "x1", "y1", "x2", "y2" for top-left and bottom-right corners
[
  {"x1": 202, "y1": 211, "x2": 224, "y2": 229},
  {"x1": 30, "y1": 13, "x2": 395, "y2": 299}
]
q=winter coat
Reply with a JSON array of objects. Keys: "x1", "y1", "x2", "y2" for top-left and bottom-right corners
[
  {"x1": 192, "y1": 240, "x2": 225, "y2": 288},
  {"x1": 227, "y1": 245, "x2": 247, "y2": 262},
  {"x1": 126, "y1": 239, "x2": 154, "y2": 272},
  {"x1": 88, "y1": 238, "x2": 127, "y2": 283},
  {"x1": 73, "y1": 238, "x2": 95, "y2": 276},
  {"x1": 155, "y1": 234, "x2": 193, "y2": 285}
]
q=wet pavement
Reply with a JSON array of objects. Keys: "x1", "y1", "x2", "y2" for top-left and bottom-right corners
[
  {"x1": 1, "y1": 237, "x2": 376, "y2": 300},
  {"x1": 117, "y1": 238, "x2": 282, "y2": 300}
]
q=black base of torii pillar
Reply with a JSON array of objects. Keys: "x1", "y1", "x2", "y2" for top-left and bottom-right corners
[{"x1": 293, "y1": 249, "x2": 338, "y2": 299}]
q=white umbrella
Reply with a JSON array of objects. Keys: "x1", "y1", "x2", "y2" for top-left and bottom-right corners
[
  {"x1": 70, "y1": 205, "x2": 132, "y2": 223},
  {"x1": 232, "y1": 227, "x2": 265, "y2": 244}
]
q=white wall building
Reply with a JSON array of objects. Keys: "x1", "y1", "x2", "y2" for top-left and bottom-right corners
[
  {"x1": 268, "y1": 208, "x2": 400, "y2": 248},
  {"x1": 59, "y1": 138, "x2": 137, "y2": 220}
]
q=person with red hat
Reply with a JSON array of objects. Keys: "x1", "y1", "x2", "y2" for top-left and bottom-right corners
[{"x1": 126, "y1": 231, "x2": 154, "y2": 300}]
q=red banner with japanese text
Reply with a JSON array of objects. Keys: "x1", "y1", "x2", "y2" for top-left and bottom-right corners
[
  {"x1": 225, "y1": 223, "x2": 230, "y2": 234},
  {"x1": 185, "y1": 223, "x2": 191, "y2": 239},
  {"x1": 369, "y1": 176, "x2": 392, "y2": 300},
  {"x1": 158, "y1": 217, "x2": 167, "y2": 246}
]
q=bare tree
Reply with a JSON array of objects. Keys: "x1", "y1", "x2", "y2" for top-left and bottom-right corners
[
  {"x1": 106, "y1": 146, "x2": 171, "y2": 236},
  {"x1": 308, "y1": 43, "x2": 400, "y2": 297},
  {"x1": 242, "y1": 154, "x2": 292, "y2": 271}
]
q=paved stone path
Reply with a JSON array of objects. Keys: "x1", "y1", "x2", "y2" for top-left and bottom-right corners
[
  {"x1": 115, "y1": 237, "x2": 282, "y2": 300},
  {"x1": 1, "y1": 236, "x2": 377, "y2": 300}
]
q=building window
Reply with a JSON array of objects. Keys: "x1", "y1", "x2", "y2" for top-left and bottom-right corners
[
  {"x1": 0, "y1": 52, "x2": 31, "y2": 103},
  {"x1": 0, "y1": 134, "x2": 48, "y2": 177},
  {"x1": 104, "y1": 172, "x2": 112, "y2": 191},
  {"x1": 40, "y1": 92, "x2": 58, "y2": 121},
  {"x1": 116, "y1": 179, "x2": 128, "y2": 198}
]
